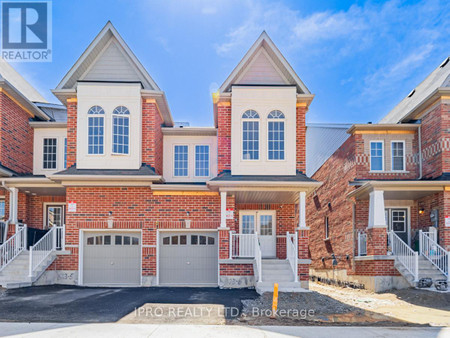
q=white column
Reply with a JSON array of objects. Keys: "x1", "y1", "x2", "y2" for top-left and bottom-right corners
[
  {"x1": 220, "y1": 191, "x2": 227, "y2": 228},
  {"x1": 298, "y1": 191, "x2": 306, "y2": 228},
  {"x1": 368, "y1": 190, "x2": 387, "y2": 228},
  {"x1": 9, "y1": 187, "x2": 18, "y2": 224}
]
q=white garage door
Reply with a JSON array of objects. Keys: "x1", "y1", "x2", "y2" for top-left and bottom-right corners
[
  {"x1": 159, "y1": 232, "x2": 218, "y2": 286},
  {"x1": 83, "y1": 232, "x2": 141, "y2": 286}
]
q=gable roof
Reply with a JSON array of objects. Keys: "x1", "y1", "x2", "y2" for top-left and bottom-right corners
[
  {"x1": 380, "y1": 56, "x2": 450, "y2": 123},
  {"x1": 55, "y1": 21, "x2": 160, "y2": 91},
  {"x1": 0, "y1": 60, "x2": 47, "y2": 103},
  {"x1": 219, "y1": 31, "x2": 310, "y2": 94}
]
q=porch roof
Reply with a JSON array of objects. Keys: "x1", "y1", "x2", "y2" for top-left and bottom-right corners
[
  {"x1": 348, "y1": 180, "x2": 450, "y2": 200},
  {"x1": 1, "y1": 176, "x2": 65, "y2": 196}
]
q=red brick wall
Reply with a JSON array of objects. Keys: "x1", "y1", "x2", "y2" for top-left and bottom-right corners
[
  {"x1": 0, "y1": 92, "x2": 34, "y2": 173},
  {"x1": 220, "y1": 263, "x2": 254, "y2": 276},
  {"x1": 217, "y1": 103, "x2": 231, "y2": 173},
  {"x1": 307, "y1": 136, "x2": 356, "y2": 271},
  {"x1": 142, "y1": 100, "x2": 163, "y2": 174},
  {"x1": 352, "y1": 259, "x2": 400, "y2": 276},
  {"x1": 296, "y1": 106, "x2": 307, "y2": 173},
  {"x1": 66, "y1": 99, "x2": 77, "y2": 168}
]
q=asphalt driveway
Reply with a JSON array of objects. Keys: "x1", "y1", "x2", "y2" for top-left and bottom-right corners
[{"x1": 0, "y1": 286, "x2": 258, "y2": 323}]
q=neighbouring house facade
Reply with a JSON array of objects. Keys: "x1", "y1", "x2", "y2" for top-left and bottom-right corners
[
  {"x1": 0, "y1": 23, "x2": 319, "y2": 292},
  {"x1": 307, "y1": 57, "x2": 450, "y2": 292}
]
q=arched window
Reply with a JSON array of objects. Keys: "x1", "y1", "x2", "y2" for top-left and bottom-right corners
[
  {"x1": 112, "y1": 106, "x2": 130, "y2": 154},
  {"x1": 242, "y1": 110, "x2": 259, "y2": 160},
  {"x1": 268, "y1": 110, "x2": 285, "y2": 160},
  {"x1": 87, "y1": 106, "x2": 105, "y2": 154}
]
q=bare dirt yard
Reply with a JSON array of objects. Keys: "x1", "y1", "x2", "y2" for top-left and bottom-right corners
[{"x1": 235, "y1": 282, "x2": 450, "y2": 327}]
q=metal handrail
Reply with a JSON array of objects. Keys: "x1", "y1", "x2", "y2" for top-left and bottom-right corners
[
  {"x1": 389, "y1": 231, "x2": 419, "y2": 282},
  {"x1": 0, "y1": 225, "x2": 26, "y2": 272},
  {"x1": 254, "y1": 233, "x2": 262, "y2": 282},
  {"x1": 286, "y1": 232, "x2": 298, "y2": 282},
  {"x1": 29, "y1": 227, "x2": 56, "y2": 278},
  {"x1": 419, "y1": 230, "x2": 449, "y2": 280}
]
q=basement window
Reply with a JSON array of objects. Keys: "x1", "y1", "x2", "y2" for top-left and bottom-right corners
[{"x1": 324, "y1": 217, "x2": 329, "y2": 240}]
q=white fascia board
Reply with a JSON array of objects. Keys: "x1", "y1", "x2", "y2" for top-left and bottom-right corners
[{"x1": 151, "y1": 184, "x2": 211, "y2": 191}]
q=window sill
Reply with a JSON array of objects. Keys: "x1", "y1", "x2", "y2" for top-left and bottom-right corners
[{"x1": 369, "y1": 170, "x2": 410, "y2": 174}]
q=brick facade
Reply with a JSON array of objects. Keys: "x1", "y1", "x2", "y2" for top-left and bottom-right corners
[
  {"x1": 0, "y1": 92, "x2": 34, "y2": 174},
  {"x1": 217, "y1": 102, "x2": 231, "y2": 173},
  {"x1": 296, "y1": 105, "x2": 307, "y2": 173},
  {"x1": 66, "y1": 99, "x2": 77, "y2": 168},
  {"x1": 142, "y1": 99, "x2": 163, "y2": 174}
]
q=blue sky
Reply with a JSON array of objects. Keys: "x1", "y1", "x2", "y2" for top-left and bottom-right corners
[{"x1": 12, "y1": 0, "x2": 450, "y2": 126}]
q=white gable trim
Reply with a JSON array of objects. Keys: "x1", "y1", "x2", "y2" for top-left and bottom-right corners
[
  {"x1": 219, "y1": 31, "x2": 310, "y2": 94},
  {"x1": 55, "y1": 21, "x2": 159, "y2": 91}
]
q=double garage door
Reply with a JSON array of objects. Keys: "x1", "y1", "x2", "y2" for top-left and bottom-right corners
[
  {"x1": 159, "y1": 231, "x2": 218, "y2": 286},
  {"x1": 82, "y1": 231, "x2": 218, "y2": 286},
  {"x1": 83, "y1": 232, "x2": 141, "y2": 286}
]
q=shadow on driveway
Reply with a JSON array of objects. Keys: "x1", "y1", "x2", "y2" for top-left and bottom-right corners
[{"x1": 0, "y1": 285, "x2": 259, "y2": 323}]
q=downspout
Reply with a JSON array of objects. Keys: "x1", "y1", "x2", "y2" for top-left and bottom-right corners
[
  {"x1": 1, "y1": 180, "x2": 12, "y2": 243},
  {"x1": 418, "y1": 122, "x2": 423, "y2": 179}
]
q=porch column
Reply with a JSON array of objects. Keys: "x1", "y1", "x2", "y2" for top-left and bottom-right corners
[
  {"x1": 220, "y1": 191, "x2": 227, "y2": 228},
  {"x1": 367, "y1": 190, "x2": 387, "y2": 256},
  {"x1": 298, "y1": 191, "x2": 307, "y2": 228},
  {"x1": 368, "y1": 190, "x2": 387, "y2": 228},
  {"x1": 9, "y1": 187, "x2": 18, "y2": 225}
]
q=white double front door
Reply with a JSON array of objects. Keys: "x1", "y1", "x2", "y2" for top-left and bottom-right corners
[{"x1": 239, "y1": 210, "x2": 276, "y2": 258}]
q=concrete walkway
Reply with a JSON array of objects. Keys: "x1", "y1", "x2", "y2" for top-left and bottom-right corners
[{"x1": 0, "y1": 323, "x2": 447, "y2": 338}]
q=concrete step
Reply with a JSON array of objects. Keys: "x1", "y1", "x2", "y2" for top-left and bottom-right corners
[
  {"x1": 256, "y1": 281, "x2": 306, "y2": 294},
  {"x1": 0, "y1": 281, "x2": 32, "y2": 289},
  {"x1": 262, "y1": 275, "x2": 295, "y2": 282}
]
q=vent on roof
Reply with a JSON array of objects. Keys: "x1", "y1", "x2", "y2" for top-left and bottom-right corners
[
  {"x1": 407, "y1": 89, "x2": 415, "y2": 97},
  {"x1": 440, "y1": 57, "x2": 449, "y2": 68}
]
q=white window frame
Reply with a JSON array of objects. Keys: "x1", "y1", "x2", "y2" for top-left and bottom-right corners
[
  {"x1": 42, "y1": 137, "x2": 58, "y2": 170},
  {"x1": 370, "y1": 140, "x2": 384, "y2": 172},
  {"x1": 324, "y1": 216, "x2": 329, "y2": 239},
  {"x1": 267, "y1": 110, "x2": 286, "y2": 161},
  {"x1": 64, "y1": 137, "x2": 67, "y2": 169},
  {"x1": 43, "y1": 202, "x2": 66, "y2": 230},
  {"x1": 173, "y1": 144, "x2": 189, "y2": 177},
  {"x1": 241, "y1": 110, "x2": 260, "y2": 161},
  {"x1": 111, "y1": 106, "x2": 130, "y2": 155},
  {"x1": 391, "y1": 140, "x2": 406, "y2": 172},
  {"x1": 87, "y1": 106, "x2": 105, "y2": 156},
  {"x1": 194, "y1": 144, "x2": 210, "y2": 177}
]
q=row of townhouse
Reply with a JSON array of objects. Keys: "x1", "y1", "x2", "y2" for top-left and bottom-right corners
[{"x1": 0, "y1": 21, "x2": 448, "y2": 292}]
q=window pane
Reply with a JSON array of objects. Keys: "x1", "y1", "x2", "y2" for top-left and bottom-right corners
[
  {"x1": 171, "y1": 236, "x2": 178, "y2": 245},
  {"x1": 87, "y1": 106, "x2": 105, "y2": 155},
  {"x1": 132, "y1": 237, "x2": 139, "y2": 245},
  {"x1": 180, "y1": 235, "x2": 187, "y2": 245},
  {"x1": 163, "y1": 237, "x2": 170, "y2": 245},
  {"x1": 104, "y1": 235, "x2": 111, "y2": 245},
  {"x1": 174, "y1": 145, "x2": 189, "y2": 176},
  {"x1": 243, "y1": 121, "x2": 259, "y2": 160},
  {"x1": 259, "y1": 215, "x2": 273, "y2": 236},
  {"x1": 124, "y1": 236, "x2": 131, "y2": 245},
  {"x1": 115, "y1": 235, "x2": 122, "y2": 245},
  {"x1": 43, "y1": 138, "x2": 57, "y2": 169},
  {"x1": 95, "y1": 236, "x2": 102, "y2": 245},
  {"x1": 112, "y1": 107, "x2": 130, "y2": 155},
  {"x1": 268, "y1": 121, "x2": 285, "y2": 160},
  {"x1": 392, "y1": 142, "x2": 404, "y2": 171},
  {"x1": 191, "y1": 235, "x2": 198, "y2": 245},
  {"x1": 208, "y1": 237, "x2": 215, "y2": 245},
  {"x1": 199, "y1": 235, "x2": 206, "y2": 245},
  {"x1": 0, "y1": 200, "x2": 5, "y2": 219},
  {"x1": 242, "y1": 215, "x2": 255, "y2": 234},
  {"x1": 370, "y1": 142, "x2": 383, "y2": 171},
  {"x1": 64, "y1": 138, "x2": 67, "y2": 169},
  {"x1": 195, "y1": 145, "x2": 210, "y2": 177},
  {"x1": 87, "y1": 237, "x2": 94, "y2": 245}
]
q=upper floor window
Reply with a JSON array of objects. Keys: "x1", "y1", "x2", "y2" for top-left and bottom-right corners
[
  {"x1": 87, "y1": 106, "x2": 104, "y2": 155},
  {"x1": 0, "y1": 198, "x2": 5, "y2": 220},
  {"x1": 242, "y1": 110, "x2": 259, "y2": 160},
  {"x1": 112, "y1": 106, "x2": 130, "y2": 155},
  {"x1": 43, "y1": 138, "x2": 57, "y2": 169},
  {"x1": 370, "y1": 141, "x2": 384, "y2": 171},
  {"x1": 174, "y1": 145, "x2": 188, "y2": 177},
  {"x1": 268, "y1": 110, "x2": 285, "y2": 160},
  {"x1": 391, "y1": 141, "x2": 405, "y2": 171},
  {"x1": 64, "y1": 138, "x2": 67, "y2": 169},
  {"x1": 195, "y1": 145, "x2": 210, "y2": 177}
]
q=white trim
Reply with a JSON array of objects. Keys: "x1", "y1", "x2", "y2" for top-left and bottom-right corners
[
  {"x1": 87, "y1": 108, "x2": 105, "y2": 156},
  {"x1": 241, "y1": 111, "x2": 260, "y2": 161},
  {"x1": 391, "y1": 140, "x2": 406, "y2": 172},
  {"x1": 173, "y1": 144, "x2": 189, "y2": 177},
  {"x1": 42, "y1": 202, "x2": 66, "y2": 230},
  {"x1": 385, "y1": 206, "x2": 411, "y2": 246},
  {"x1": 42, "y1": 137, "x2": 58, "y2": 171},
  {"x1": 194, "y1": 144, "x2": 210, "y2": 178},
  {"x1": 370, "y1": 140, "x2": 384, "y2": 172},
  {"x1": 111, "y1": 106, "x2": 130, "y2": 155},
  {"x1": 266, "y1": 115, "x2": 286, "y2": 162},
  {"x1": 239, "y1": 210, "x2": 276, "y2": 257}
]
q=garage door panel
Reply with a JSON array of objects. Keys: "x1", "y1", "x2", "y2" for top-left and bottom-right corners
[
  {"x1": 83, "y1": 232, "x2": 141, "y2": 285},
  {"x1": 159, "y1": 232, "x2": 218, "y2": 285}
]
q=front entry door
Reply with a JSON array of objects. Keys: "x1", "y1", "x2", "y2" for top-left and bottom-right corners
[
  {"x1": 386, "y1": 208, "x2": 408, "y2": 244},
  {"x1": 240, "y1": 211, "x2": 276, "y2": 258},
  {"x1": 46, "y1": 204, "x2": 65, "y2": 250}
]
